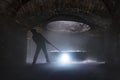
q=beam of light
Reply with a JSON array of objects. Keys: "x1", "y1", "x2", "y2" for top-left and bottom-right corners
[
  {"x1": 76, "y1": 59, "x2": 106, "y2": 64},
  {"x1": 56, "y1": 57, "x2": 105, "y2": 65},
  {"x1": 57, "y1": 53, "x2": 72, "y2": 64}
]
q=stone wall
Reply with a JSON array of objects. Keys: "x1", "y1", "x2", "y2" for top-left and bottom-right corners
[{"x1": 0, "y1": 16, "x2": 27, "y2": 65}]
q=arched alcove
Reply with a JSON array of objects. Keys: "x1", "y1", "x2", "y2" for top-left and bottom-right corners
[{"x1": 26, "y1": 20, "x2": 106, "y2": 64}]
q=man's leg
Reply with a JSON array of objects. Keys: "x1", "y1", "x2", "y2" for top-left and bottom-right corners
[
  {"x1": 42, "y1": 45, "x2": 50, "y2": 63},
  {"x1": 32, "y1": 46, "x2": 41, "y2": 65}
]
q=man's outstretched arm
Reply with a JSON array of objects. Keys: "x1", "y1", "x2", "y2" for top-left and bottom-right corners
[
  {"x1": 45, "y1": 39, "x2": 61, "y2": 52},
  {"x1": 45, "y1": 38, "x2": 51, "y2": 45}
]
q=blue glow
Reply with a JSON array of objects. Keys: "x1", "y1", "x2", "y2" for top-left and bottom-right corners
[{"x1": 57, "y1": 53, "x2": 72, "y2": 64}]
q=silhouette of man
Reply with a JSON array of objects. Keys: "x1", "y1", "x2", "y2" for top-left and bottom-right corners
[{"x1": 31, "y1": 29, "x2": 50, "y2": 64}]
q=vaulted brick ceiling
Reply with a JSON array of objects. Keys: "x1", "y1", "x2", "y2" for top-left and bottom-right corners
[
  {"x1": 0, "y1": 0, "x2": 118, "y2": 17},
  {"x1": 0, "y1": 0, "x2": 120, "y2": 33}
]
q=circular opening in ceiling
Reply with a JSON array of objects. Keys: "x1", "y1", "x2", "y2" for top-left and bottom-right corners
[{"x1": 46, "y1": 21, "x2": 90, "y2": 33}]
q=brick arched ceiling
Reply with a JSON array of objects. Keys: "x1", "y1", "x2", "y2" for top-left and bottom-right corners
[
  {"x1": 0, "y1": 0, "x2": 120, "y2": 32},
  {"x1": 0, "y1": 0, "x2": 109, "y2": 16}
]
